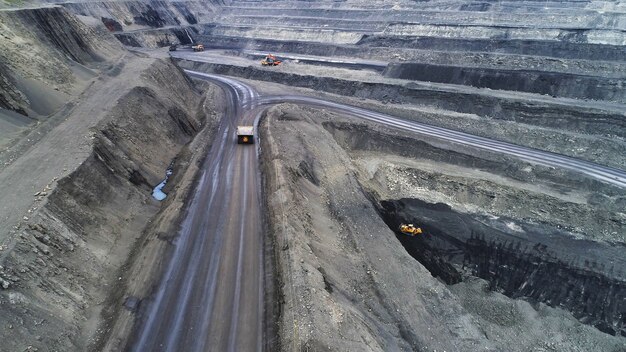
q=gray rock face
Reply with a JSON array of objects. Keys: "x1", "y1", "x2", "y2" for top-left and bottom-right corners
[
  {"x1": 0, "y1": 6, "x2": 121, "y2": 118},
  {"x1": 2, "y1": 0, "x2": 624, "y2": 350},
  {"x1": 0, "y1": 65, "x2": 29, "y2": 116},
  {"x1": 22, "y1": 7, "x2": 106, "y2": 64},
  {"x1": 384, "y1": 62, "x2": 626, "y2": 103},
  {"x1": 0, "y1": 49, "x2": 208, "y2": 351},
  {"x1": 61, "y1": 0, "x2": 225, "y2": 31},
  {"x1": 379, "y1": 197, "x2": 626, "y2": 337}
]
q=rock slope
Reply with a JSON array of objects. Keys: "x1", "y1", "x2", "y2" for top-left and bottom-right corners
[
  {"x1": 0, "y1": 51, "x2": 216, "y2": 351},
  {"x1": 261, "y1": 103, "x2": 626, "y2": 351}
]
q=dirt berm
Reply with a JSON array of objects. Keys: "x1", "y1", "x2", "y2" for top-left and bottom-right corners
[
  {"x1": 261, "y1": 103, "x2": 626, "y2": 351},
  {"x1": 0, "y1": 56, "x2": 222, "y2": 351}
]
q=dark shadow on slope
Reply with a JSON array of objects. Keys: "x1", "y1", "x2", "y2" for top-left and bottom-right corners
[{"x1": 372, "y1": 197, "x2": 626, "y2": 337}]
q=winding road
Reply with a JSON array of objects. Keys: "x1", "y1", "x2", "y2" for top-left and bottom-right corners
[
  {"x1": 132, "y1": 73, "x2": 265, "y2": 352},
  {"x1": 131, "y1": 68, "x2": 626, "y2": 352}
]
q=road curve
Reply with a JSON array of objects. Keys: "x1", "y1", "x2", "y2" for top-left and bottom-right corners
[
  {"x1": 186, "y1": 70, "x2": 626, "y2": 188},
  {"x1": 130, "y1": 69, "x2": 626, "y2": 352},
  {"x1": 131, "y1": 72, "x2": 264, "y2": 352},
  {"x1": 257, "y1": 95, "x2": 626, "y2": 188}
]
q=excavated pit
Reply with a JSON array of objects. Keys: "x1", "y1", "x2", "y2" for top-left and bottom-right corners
[
  {"x1": 374, "y1": 198, "x2": 626, "y2": 337},
  {"x1": 322, "y1": 121, "x2": 623, "y2": 203},
  {"x1": 319, "y1": 118, "x2": 626, "y2": 338}
]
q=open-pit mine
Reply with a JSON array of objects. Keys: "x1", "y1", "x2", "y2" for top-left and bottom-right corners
[{"x1": 0, "y1": 0, "x2": 624, "y2": 351}]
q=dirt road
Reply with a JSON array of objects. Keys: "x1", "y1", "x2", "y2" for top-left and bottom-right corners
[
  {"x1": 258, "y1": 95, "x2": 626, "y2": 188},
  {"x1": 131, "y1": 74, "x2": 265, "y2": 352}
]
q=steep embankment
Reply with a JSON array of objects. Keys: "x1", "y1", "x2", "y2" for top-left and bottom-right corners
[
  {"x1": 61, "y1": 0, "x2": 224, "y2": 31},
  {"x1": 0, "y1": 6, "x2": 122, "y2": 153},
  {"x1": 0, "y1": 55, "x2": 219, "y2": 351},
  {"x1": 0, "y1": 7, "x2": 120, "y2": 116},
  {"x1": 199, "y1": 0, "x2": 626, "y2": 102},
  {"x1": 62, "y1": 0, "x2": 229, "y2": 48},
  {"x1": 0, "y1": 7, "x2": 221, "y2": 347},
  {"x1": 384, "y1": 62, "x2": 626, "y2": 103}
]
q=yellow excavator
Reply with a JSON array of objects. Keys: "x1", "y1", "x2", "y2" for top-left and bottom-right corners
[{"x1": 399, "y1": 224, "x2": 422, "y2": 236}]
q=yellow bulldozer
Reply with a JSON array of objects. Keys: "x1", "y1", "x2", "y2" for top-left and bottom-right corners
[{"x1": 399, "y1": 224, "x2": 422, "y2": 236}]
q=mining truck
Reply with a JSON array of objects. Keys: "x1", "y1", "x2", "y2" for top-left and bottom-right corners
[
  {"x1": 399, "y1": 224, "x2": 422, "y2": 236},
  {"x1": 261, "y1": 54, "x2": 281, "y2": 66},
  {"x1": 192, "y1": 43, "x2": 204, "y2": 52},
  {"x1": 237, "y1": 126, "x2": 254, "y2": 144}
]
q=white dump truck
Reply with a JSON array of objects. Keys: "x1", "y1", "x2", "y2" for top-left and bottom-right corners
[{"x1": 237, "y1": 126, "x2": 254, "y2": 144}]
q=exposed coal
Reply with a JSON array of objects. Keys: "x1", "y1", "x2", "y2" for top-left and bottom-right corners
[
  {"x1": 172, "y1": 28, "x2": 195, "y2": 45},
  {"x1": 2, "y1": 0, "x2": 625, "y2": 350},
  {"x1": 357, "y1": 35, "x2": 626, "y2": 62},
  {"x1": 101, "y1": 17, "x2": 122, "y2": 32},
  {"x1": 26, "y1": 7, "x2": 104, "y2": 64},
  {"x1": 179, "y1": 59, "x2": 626, "y2": 140},
  {"x1": 115, "y1": 33, "x2": 142, "y2": 47},
  {"x1": 385, "y1": 63, "x2": 626, "y2": 102},
  {"x1": 172, "y1": 3, "x2": 198, "y2": 25},
  {"x1": 132, "y1": 5, "x2": 166, "y2": 28},
  {"x1": 459, "y1": 3, "x2": 491, "y2": 11},
  {"x1": 376, "y1": 197, "x2": 626, "y2": 337}
]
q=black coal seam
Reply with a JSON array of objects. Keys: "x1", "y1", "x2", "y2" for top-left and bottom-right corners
[{"x1": 370, "y1": 196, "x2": 625, "y2": 337}]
